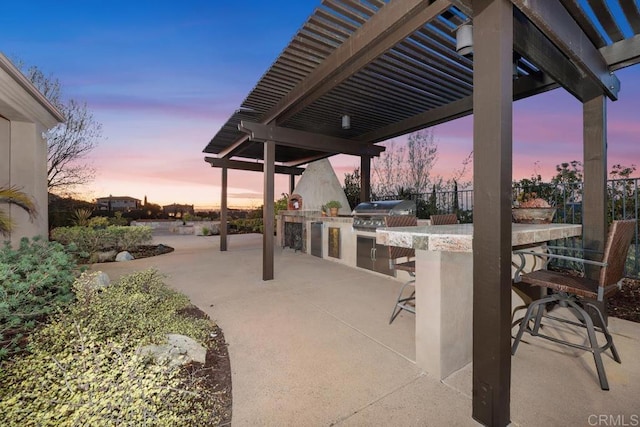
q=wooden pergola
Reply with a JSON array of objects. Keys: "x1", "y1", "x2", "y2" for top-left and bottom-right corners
[{"x1": 204, "y1": 1, "x2": 640, "y2": 424}]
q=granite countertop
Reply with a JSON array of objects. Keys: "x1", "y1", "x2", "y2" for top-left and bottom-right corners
[
  {"x1": 279, "y1": 210, "x2": 354, "y2": 223},
  {"x1": 376, "y1": 223, "x2": 582, "y2": 252}
]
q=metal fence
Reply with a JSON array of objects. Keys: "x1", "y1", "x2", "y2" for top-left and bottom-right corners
[{"x1": 395, "y1": 178, "x2": 640, "y2": 277}]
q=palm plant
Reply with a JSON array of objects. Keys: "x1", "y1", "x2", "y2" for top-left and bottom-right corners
[{"x1": 0, "y1": 186, "x2": 37, "y2": 236}]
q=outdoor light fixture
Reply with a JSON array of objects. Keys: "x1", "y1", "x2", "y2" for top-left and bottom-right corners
[
  {"x1": 341, "y1": 114, "x2": 351, "y2": 130},
  {"x1": 456, "y1": 24, "x2": 473, "y2": 57}
]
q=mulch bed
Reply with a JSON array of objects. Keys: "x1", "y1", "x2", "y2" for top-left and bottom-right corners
[
  {"x1": 128, "y1": 244, "x2": 175, "y2": 259},
  {"x1": 608, "y1": 278, "x2": 640, "y2": 323},
  {"x1": 177, "y1": 305, "x2": 232, "y2": 426}
]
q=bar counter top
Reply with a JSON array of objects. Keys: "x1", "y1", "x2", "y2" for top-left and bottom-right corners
[{"x1": 376, "y1": 223, "x2": 582, "y2": 252}]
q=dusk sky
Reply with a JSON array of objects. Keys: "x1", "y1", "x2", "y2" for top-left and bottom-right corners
[{"x1": 2, "y1": 1, "x2": 639, "y2": 209}]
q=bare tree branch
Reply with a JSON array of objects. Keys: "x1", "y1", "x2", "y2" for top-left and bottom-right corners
[{"x1": 20, "y1": 63, "x2": 103, "y2": 194}]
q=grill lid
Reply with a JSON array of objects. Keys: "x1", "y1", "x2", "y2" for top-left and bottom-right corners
[{"x1": 351, "y1": 200, "x2": 416, "y2": 216}]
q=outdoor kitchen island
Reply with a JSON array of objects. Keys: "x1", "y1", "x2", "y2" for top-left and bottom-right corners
[{"x1": 376, "y1": 223, "x2": 582, "y2": 380}]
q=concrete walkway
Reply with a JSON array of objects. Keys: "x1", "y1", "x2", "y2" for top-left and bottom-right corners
[{"x1": 95, "y1": 233, "x2": 640, "y2": 426}]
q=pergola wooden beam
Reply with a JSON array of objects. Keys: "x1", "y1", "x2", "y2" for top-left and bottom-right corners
[
  {"x1": 283, "y1": 153, "x2": 331, "y2": 168},
  {"x1": 205, "y1": 156, "x2": 305, "y2": 175},
  {"x1": 600, "y1": 34, "x2": 640, "y2": 71},
  {"x1": 356, "y1": 73, "x2": 557, "y2": 144},
  {"x1": 513, "y1": 9, "x2": 603, "y2": 102},
  {"x1": 238, "y1": 121, "x2": 385, "y2": 157},
  {"x1": 511, "y1": 0, "x2": 620, "y2": 100},
  {"x1": 217, "y1": 0, "x2": 450, "y2": 159}
]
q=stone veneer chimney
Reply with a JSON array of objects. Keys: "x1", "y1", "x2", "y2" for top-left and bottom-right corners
[{"x1": 293, "y1": 158, "x2": 351, "y2": 215}]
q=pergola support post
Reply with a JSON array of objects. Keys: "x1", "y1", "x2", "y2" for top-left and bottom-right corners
[
  {"x1": 220, "y1": 167, "x2": 228, "y2": 252},
  {"x1": 263, "y1": 141, "x2": 275, "y2": 281},
  {"x1": 360, "y1": 155, "x2": 371, "y2": 203},
  {"x1": 289, "y1": 174, "x2": 296, "y2": 195},
  {"x1": 472, "y1": 0, "x2": 513, "y2": 425},
  {"x1": 583, "y1": 95, "x2": 608, "y2": 322}
]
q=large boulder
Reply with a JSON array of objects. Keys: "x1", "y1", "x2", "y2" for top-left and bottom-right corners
[
  {"x1": 75, "y1": 271, "x2": 111, "y2": 291},
  {"x1": 115, "y1": 251, "x2": 134, "y2": 262},
  {"x1": 139, "y1": 334, "x2": 206, "y2": 368}
]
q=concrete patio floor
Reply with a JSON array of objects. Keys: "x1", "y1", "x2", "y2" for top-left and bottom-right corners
[{"x1": 95, "y1": 233, "x2": 640, "y2": 426}]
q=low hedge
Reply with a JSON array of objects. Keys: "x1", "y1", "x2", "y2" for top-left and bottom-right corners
[{"x1": 50, "y1": 226, "x2": 152, "y2": 260}]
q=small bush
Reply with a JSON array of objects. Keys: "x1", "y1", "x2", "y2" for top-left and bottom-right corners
[
  {"x1": 51, "y1": 226, "x2": 152, "y2": 261},
  {"x1": 72, "y1": 208, "x2": 92, "y2": 226},
  {"x1": 229, "y1": 218, "x2": 264, "y2": 234},
  {"x1": 0, "y1": 237, "x2": 78, "y2": 360},
  {"x1": 109, "y1": 211, "x2": 128, "y2": 226},
  {"x1": 87, "y1": 216, "x2": 109, "y2": 229}
]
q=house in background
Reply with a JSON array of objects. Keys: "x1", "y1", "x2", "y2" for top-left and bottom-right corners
[
  {"x1": 0, "y1": 53, "x2": 64, "y2": 246},
  {"x1": 96, "y1": 195, "x2": 141, "y2": 212},
  {"x1": 163, "y1": 203, "x2": 194, "y2": 218}
]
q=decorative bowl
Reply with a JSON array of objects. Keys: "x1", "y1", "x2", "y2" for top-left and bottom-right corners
[{"x1": 512, "y1": 207, "x2": 556, "y2": 224}]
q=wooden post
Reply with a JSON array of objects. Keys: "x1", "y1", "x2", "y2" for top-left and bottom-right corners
[
  {"x1": 220, "y1": 167, "x2": 228, "y2": 252},
  {"x1": 583, "y1": 95, "x2": 608, "y2": 322},
  {"x1": 263, "y1": 141, "x2": 275, "y2": 280},
  {"x1": 360, "y1": 155, "x2": 371, "y2": 202},
  {"x1": 289, "y1": 174, "x2": 296, "y2": 195},
  {"x1": 472, "y1": 0, "x2": 513, "y2": 425}
]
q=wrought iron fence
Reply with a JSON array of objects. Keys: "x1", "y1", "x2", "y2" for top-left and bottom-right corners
[{"x1": 388, "y1": 178, "x2": 640, "y2": 277}]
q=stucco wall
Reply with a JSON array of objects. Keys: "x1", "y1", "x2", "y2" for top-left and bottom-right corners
[{"x1": 0, "y1": 53, "x2": 63, "y2": 246}]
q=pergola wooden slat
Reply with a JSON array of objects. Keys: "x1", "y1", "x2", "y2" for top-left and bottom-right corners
[{"x1": 203, "y1": 1, "x2": 640, "y2": 424}]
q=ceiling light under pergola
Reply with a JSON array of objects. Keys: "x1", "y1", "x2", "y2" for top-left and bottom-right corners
[
  {"x1": 456, "y1": 24, "x2": 473, "y2": 57},
  {"x1": 341, "y1": 114, "x2": 351, "y2": 129}
]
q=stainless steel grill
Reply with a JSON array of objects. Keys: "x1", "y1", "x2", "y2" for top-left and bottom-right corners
[{"x1": 352, "y1": 200, "x2": 417, "y2": 231}]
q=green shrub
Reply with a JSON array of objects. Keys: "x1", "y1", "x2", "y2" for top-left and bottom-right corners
[
  {"x1": 87, "y1": 216, "x2": 109, "y2": 229},
  {"x1": 62, "y1": 269, "x2": 210, "y2": 348},
  {"x1": 109, "y1": 211, "x2": 128, "y2": 226},
  {"x1": 71, "y1": 208, "x2": 92, "y2": 227},
  {"x1": 0, "y1": 237, "x2": 78, "y2": 360},
  {"x1": 0, "y1": 269, "x2": 220, "y2": 426},
  {"x1": 229, "y1": 218, "x2": 264, "y2": 234},
  {"x1": 50, "y1": 226, "x2": 152, "y2": 261}
]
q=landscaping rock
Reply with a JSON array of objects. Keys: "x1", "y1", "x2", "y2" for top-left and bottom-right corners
[
  {"x1": 96, "y1": 250, "x2": 117, "y2": 262},
  {"x1": 75, "y1": 271, "x2": 111, "y2": 291},
  {"x1": 138, "y1": 334, "x2": 206, "y2": 368},
  {"x1": 115, "y1": 251, "x2": 134, "y2": 262},
  {"x1": 167, "y1": 334, "x2": 206, "y2": 363}
]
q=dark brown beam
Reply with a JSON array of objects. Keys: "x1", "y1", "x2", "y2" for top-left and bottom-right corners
[
  {"x1": 289, "y1": 174, "x2": 296, "y2": 195},
  {"x1": 357, "y1": 74, "x2": 557, "y2": 144},
  {"x1": 513, "y1": 8, "x2": 601, "y2": 102},
  {"x1": 220, "y1": 167, "x2": 228, "y2": 252},
  {"x1": 283, "y1": 153, "x2": 332, "y2": 167},
  {"x1": 583, "y1": 95, "x2": 608, "y2": 321},
  {"x1": 472, "y1": 0, "x2": 512, "y2": 425},
  {"x1": 205, "y1": 157, "x2": 305, "y2": 175},
  {"x1": 263, "y1": 141, "x2": 275, "y2": 281},
  {"x1": 511, "y1": 0, "x2": 620, "y2": 100},
  {"x1": 238, "y1": 121, "x2": 385, "y2": 157},
  {"x1": 449, "y1": 0, "x2": 472, "y2": 16},
  {"x1": 600, "y1": 34, "x2": 640, "y2": 71},
  {"x1": 218, "y1": 0, "x2": 450, "y2": 159}
]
